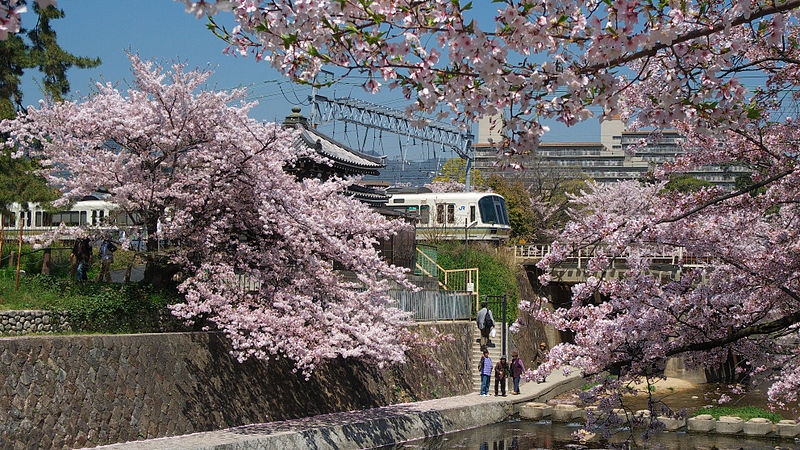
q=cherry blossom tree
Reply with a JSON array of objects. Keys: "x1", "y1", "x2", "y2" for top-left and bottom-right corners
[
  {"x1": 1, "y1": 54, "x2": 415, "y2": 375},
  {"x1": 181, "y1": 0, "x2": 800, "y2": 412}
]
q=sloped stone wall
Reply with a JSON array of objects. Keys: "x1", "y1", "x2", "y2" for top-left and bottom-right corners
[{"x1": 0, "y1": 322, "x2": 471, "y2": 449}]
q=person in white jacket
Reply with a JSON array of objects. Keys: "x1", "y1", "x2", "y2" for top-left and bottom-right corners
[{"x1": 476, "y1": 302, "x2": 495, "y2": 348}]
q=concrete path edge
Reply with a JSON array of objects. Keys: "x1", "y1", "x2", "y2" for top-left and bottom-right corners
[{"x1": 98, "y1": 372, "x2": 583, "y2": 450}]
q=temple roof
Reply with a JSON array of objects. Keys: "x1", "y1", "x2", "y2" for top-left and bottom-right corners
[
  {"x1": 295, "y1": 125, "x2": 385, "y2": 174},
  {"x1": 284, "y1": 107, "x2": 385, "y2": 176}
]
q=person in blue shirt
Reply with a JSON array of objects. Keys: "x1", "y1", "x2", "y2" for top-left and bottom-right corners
[{"x1": 479, "y1": 348, "x2": 492, "y2": 396}]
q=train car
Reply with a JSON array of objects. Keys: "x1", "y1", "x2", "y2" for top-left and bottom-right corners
[
  {"x1": 2, "y1": 197, "x2": 137, "y2": 231},
  {"x1": 386, "y1": 190, "x2": 512, "y2": 241}
]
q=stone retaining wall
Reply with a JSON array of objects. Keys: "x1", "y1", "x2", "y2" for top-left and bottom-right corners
[
  {"x1": 0, "y1": 310, "x2": 70, "y2": 335},
  {"x1": 0, "y1": 322, "x2": 471, "y2": 449}
]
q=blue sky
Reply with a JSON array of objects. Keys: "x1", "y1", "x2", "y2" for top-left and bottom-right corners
[{"x1": 17, "y1": 0, "x2": 603, "y2": 163}]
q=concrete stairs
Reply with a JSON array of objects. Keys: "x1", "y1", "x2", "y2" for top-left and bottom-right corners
[{"x1": 470, "y1": 323, "x2": 507, "y2": 392}]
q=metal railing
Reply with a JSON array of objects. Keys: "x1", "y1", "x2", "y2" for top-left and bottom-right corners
[
  {"x1": 514, "y1": 244, "x2": 711, "y2": 268},
  {"x1": 232, "y1": 278, "x2": 471, "y2": 321},
  {"x1": 414, "y1": 245, "x2": 439, "y2": 278},
  {"x1": 388, "y1": 289, "x2": 472, "y2": 321}
]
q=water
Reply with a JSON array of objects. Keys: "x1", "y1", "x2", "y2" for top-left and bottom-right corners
[{"x1": 380, "y1": 419, "x2": 800, "y2": 449}]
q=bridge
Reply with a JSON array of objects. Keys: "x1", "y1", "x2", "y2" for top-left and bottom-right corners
[{"x1": 513, "y1": 244, "x2": 710, "y2": 284}]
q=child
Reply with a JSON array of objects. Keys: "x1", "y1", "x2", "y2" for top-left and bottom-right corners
[
  {"x1": 510, "y1": 351, "x2": 525, "y2": 395},
  {"x1": 479, "y1": 348, "x2": 492, "y2": 396},
  {"x1": 494, "y1": 355, "x2": 509, "y2": 396}
]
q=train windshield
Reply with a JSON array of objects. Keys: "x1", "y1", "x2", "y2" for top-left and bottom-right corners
[{"x1": 478, "y1": 195, "x2": 509, "y2": 225}]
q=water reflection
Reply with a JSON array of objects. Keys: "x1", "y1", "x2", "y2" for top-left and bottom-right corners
[{"x1": 381, "y1": 418, "x2": 800, "y2": 449}]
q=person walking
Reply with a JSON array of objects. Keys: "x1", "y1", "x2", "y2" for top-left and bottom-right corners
[
  {"x1": 96, "y1": 235, "x2": 117, "y2": 282},
  {"x1": 479, "y1": 348, "x2": 492, "y2": 396},
  {"x1": 70, "y1": 237, "x2": 92, "y2": 282},
  {"x1": 476, "y1": 302, "x2": 495, "y2": 348},
  {"x1": 510, "y1": 351, "x2": 525, "y2": 395},
  {"x1": 533, "y1": 341, "x2": 548, "y2": 368},
  {"x1": 494, "y1": 355, "x2": 509, "y2": 396}
]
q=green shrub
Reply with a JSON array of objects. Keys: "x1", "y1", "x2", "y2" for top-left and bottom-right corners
[
  {"x1": 0, "y1": 271, "x2": 184, "y2": 333},
  {"x1": 692, "y1": 406, "x2": 782, "y2": 423},
  {"x1": 435, "y1": 242, "x2": 520, "y2": 321}
]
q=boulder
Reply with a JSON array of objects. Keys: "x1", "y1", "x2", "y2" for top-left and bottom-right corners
[
  {"x1": 743, "y1": 418, "x2": 772, "y2": 436},
  {"x1": 715, "y1": 416, "x2": 743, "y2": 434},
  {"x1": 687, "y1": 414, "x2": 715, "y2": 432}
]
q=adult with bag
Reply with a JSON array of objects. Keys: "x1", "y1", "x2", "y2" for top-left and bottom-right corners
[{"x1": 476, "y1": 302, "x2": 495, "y2": 348}]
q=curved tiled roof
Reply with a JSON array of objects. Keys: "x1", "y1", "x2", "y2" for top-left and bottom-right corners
[{"x1": 295, "y1": 125, "x2": 385, "y2": 172}]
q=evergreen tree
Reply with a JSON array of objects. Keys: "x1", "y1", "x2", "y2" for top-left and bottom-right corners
[{"x1": 0, "y1": 1, "x2": 99, "y2": 213}]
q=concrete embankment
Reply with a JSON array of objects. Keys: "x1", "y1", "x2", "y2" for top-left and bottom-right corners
[
  {"x1": 0, "y1": 323, "x2": 472, "y2": 449},
  {"x1": 101, "y1": 370, "x2": 583, "y2": 449}
]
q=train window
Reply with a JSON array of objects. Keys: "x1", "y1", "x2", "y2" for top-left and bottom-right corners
[
  {"x1": 51, "y1": 211, "x2": 81, "y2": 226},
  {"x1": 114, "y1": 211, "x2": 142, "y2": 226},
  {"x1": 470, "y1": 205, "x2": 476, "y2": 223},
  {"x1": 91, "y1": 210, "x2": 97, "y2": 226},
  {"x1": 436, "y1": 204, "x2": 445, "y2": 223},
  {"x1": 80, "y1": 211, "x2": 87, "y2": 225},
  {"x1": 393, "y1": 198, "x2": 405, "y2": 203},
  {"x1": 1, "y1": 213, "x2": 12, "y2": 227},
  {"x1": 447, "y1": 204, "x2": 455, "y2": 223},
  {"x1": 419, "y1": 205, "x2": 430, "y2": 224},
  {"x1": 479, "y1": 195, "x2": 509, "y2": 225}
]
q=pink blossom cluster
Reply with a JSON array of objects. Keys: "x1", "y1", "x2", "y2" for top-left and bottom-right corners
[
  {"x1": 0, "y1": 0, "x2": 56, "y2": 40},
  {"x1": 423, "y1": 180, "x2": 465, "y2": 193},
  {"x1": 1, "y1": 54, "x2": 416, "y2": 376},
  {"x1": 184, "y1": 0, "x2": 800, "y2": 153},
  {"x1": 184, "y1": 0, "x2": 800, "y2": 419}
]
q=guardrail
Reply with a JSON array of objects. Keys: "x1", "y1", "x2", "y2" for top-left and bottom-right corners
[
  {"x1": 514, "y1": 244, "x2": 711, "y2": 268},
  {"x1": 233, "y1": 278, "x2": 471, "y2": 322},
  {"x1": 388, "y1": 289, "x2": 472, "y2": 321}
]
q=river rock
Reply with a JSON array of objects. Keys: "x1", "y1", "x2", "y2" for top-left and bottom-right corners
[
  {"x1": 657, "y1": 416, "x2": 684, "y2": 431},
  {"x1": 743, "y1": 418, "x2": 772, "y2": 436},
  {"x1": 715, "y1": 416, "x2": 743, "y2": 434},
  {"x1": 687, "y1": 414, "x2": 715, "y2": 432},
  {"x1": 552, "y1": 404, "x2": 579, "y2": 422},
  {"x1": 776, "y1": 420, "x2": 800, "y2": 438},
  {"x1": 519, "y1": 402, "x2": 551, "y2": 420}
]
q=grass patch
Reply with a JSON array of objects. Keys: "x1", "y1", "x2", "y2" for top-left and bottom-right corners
[
  {"x1": 435, "y1": 242, "x2": 520, "y2": 320},
  {"x1": 692, "y1": 406, "x2": 783, "y2": 423},
  {"x1": 581, "y1": 381, "x2": 600, "y2": 391}
]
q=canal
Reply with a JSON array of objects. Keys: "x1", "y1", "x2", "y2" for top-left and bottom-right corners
[{"x1": 381, "y1": 418, "x2": 800, "y2": 449}]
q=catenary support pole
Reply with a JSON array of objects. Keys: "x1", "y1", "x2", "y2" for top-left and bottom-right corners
[{"x1": 15, "y1": 217, "x2": 24, "y2": 290}]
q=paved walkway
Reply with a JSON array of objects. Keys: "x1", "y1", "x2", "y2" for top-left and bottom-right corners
[{"x1": 98, "y1": 368, "x2": 583, "y2": 450}]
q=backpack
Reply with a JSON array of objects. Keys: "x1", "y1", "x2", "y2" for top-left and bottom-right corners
[{"x1": 483, "y1": 312, "x2": 494, "y2": 329}]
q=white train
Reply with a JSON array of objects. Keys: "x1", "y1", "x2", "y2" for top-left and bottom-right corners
[
  {"x1": 3, "y1": 197, "x2": 139, "y2": 230},
  {"x1": 386, "y1": 190, "x2": 512, "y2": 241}
]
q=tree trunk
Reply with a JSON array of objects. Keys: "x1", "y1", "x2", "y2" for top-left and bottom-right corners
[
  {"x1": 141, "y1": 219, "x2": 180, "y2": 289},
  {"x1": 41, "y1": 248, "x2": 51, "y2": 275}
]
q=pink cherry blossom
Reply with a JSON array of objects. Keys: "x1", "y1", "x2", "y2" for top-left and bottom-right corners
[{"x1": 1, "y1": 54, "x2": 416, "y2": 376}]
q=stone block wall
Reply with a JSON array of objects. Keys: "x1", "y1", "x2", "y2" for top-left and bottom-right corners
[
  {"x1": 0, "y1": 322, "x2": 471, "y2": 449},
  {"x1": 0, "y1": 310, "x2": 70, "y2": 335}
]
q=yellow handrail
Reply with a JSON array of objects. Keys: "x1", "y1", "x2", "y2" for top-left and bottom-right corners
[{"x1": 415, "y1": 247, "x2": 479, "y2": 310}]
